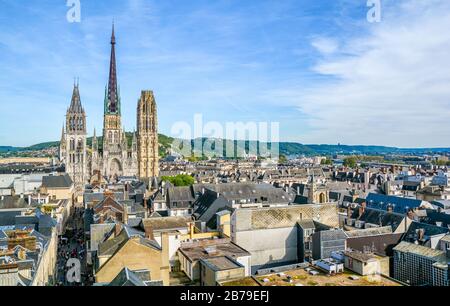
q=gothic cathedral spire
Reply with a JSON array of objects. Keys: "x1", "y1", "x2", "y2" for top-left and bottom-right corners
[{"x1": 105, "y1": 22, "x2": 120, "y2": 115}]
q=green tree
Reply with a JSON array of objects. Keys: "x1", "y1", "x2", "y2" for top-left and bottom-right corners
[
  {"x1": 278, "y1": 154, "x2": 288, "y2": 164},
  {"x1": 161, "y1": 174, "x2": 195, "y2": 187},
  {"x1": 343, "y1": 157, "x2": 357, "y2": 168},
  {"x1": 435, "y1": 160, "x2": 448, "y2": 166},
  {"x1": 321, "y1": 158, "x2": 333, "y2": 165}
]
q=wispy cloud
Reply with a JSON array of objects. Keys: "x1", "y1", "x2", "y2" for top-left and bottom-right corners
[{"x1": 296, "y1": 0, "x2": 450, "y2": 147}]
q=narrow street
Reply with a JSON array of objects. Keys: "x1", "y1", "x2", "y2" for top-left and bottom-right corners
[{"x1": 55, "y1": 203, "x2": 92, "y2": 286}]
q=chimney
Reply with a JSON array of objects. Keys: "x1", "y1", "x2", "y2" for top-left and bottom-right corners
[
  {"x1": 114, "y1": 223, "x2": 122, "y2": 236},
  {"x1": 217, "y1": 211, "x2": 231, "y2": 238},
  {"x1": 189, "y1": 222, "x2": 195, "y2": 239},
  {"x1": 146, "y1": 227, "x2": 155, "y2": 241},
  {"x1": 124, "y1": 183, "x2": 129, "y2": 201},
  {"x1": 418, "y1": 229, "x2": 425, "y2": 241},
  {"x1": 161, "y1": 232, "x2": 170, "y2": 285},
  {"x1": 358, "y1": 206, "x2": 365, "y2": 219}
]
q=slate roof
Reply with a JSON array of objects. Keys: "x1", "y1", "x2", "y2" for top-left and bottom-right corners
[
  {"x1": 84, "y1": 192, "x2": 124, "y2": 205},
  {"x1": 351, "y1": 207, "x2": 406, "y2": 231},
  {"x1": 42, "y1": 174, "x2": 73, "y2": 188},
  {"x1": 97, "y1": 230, "x2": 129, "y2": 257},
  {"x1": 195, "y1": 183, "x2": 293, "y2": 203},
  {"x1": 402, "y1": 221, "x2": 449, "y2": 245},
  {"x1": 366, "y1": 193, "x2": 424, "y2": 213},
  {"x1": 0, "y1": 211, "x2": 22, "y2": 226},
  {"x1": 193, "y1": 191, "x2": 231, "y2": 230},
  {"x1": 97, "y1": 227, "x2": 161, "y2": 258},
  {"x1": 166, "y1": 186, "x2": 195, "y2": 208},
  {"x1": 422, "y1": 210, "x2": 450, "y2": 228},
  {"x1": 431, "y1": 200, "x2": 450, "y2": 210},
  {"x1": 0, "y1": 196, "x2": 29, "y2": 210},
  {"x1": 346, "y1": 233, "x2": 404, "y2": 256},
  {"x1": 108, "y1": 267, "x2": 151, "y2": 286}
]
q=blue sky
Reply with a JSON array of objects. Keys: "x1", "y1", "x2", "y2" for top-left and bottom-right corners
[{"x1": 0, "y1": 0, "x2": 449, "y2": 147}]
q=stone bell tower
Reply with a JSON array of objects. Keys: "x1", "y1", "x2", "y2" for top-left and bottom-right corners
[{"x1": 137, "y1": 90, "x2": 159, "y2": 179}]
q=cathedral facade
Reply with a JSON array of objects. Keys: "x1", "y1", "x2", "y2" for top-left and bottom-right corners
[{"x1": 60, "y1": 25, "x2": 159, "y2": 187}]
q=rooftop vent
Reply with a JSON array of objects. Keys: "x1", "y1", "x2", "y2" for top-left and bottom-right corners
[{"x1": 204, "y1": 246, "x2": 217, "y2": 255}]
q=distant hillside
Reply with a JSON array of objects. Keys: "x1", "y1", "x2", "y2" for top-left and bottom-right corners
[
  {"x1": 0, "y1": 134, "x2": 174, "y2": 158},
  {"x1": 0, "y1": 146, "x2": 21, "y2": 153},
  {"x1": 2, "y1": 135, "x2": 449, "y2": 157}
]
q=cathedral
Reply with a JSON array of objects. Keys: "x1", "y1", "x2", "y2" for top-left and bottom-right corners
[{"x1": 60, "y1": 24, "x2": 159, "y2": 190}]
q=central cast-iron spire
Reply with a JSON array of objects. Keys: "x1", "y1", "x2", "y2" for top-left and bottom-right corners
[{"x1": 106, "y1": 22, "x2": 119, "y2": 114}]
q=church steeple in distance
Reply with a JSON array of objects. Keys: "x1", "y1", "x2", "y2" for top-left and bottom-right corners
[{"x1": 105, "y1": 22, "x2": 120, "y2": 115}]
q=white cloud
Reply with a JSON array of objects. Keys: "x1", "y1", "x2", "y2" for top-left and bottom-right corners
[
  {"x1": 311, "y1": 37, "x2": 339, "y2": 55},
  {"x1": 297, "y1": 0, "x2": 450, "y2": 147}
]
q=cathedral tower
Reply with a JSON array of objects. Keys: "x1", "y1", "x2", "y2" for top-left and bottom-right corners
[
  {"x1": 137, "y1": 90, "x2": 159, "y2": 179},
  {"x1": 102, "y1": 23, "x2": 126, "y2": 179},
  {"x1": 63, "y1": 82, "x2": 87, "y2": 190}
]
